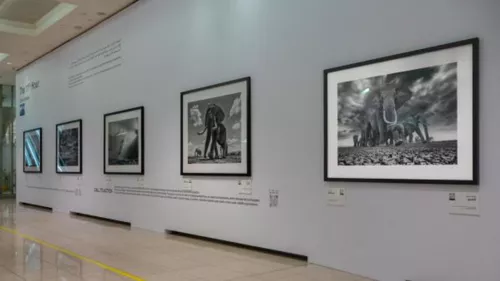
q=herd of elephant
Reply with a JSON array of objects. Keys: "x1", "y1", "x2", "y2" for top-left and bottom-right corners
[
  {"x1": 350, "y1": 82, "x2": 432, "y2": 148},
  {"x1": 352, "y1": 115, "x2": 432, "y2": 147}
]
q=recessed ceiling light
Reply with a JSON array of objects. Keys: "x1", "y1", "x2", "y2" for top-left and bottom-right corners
[{"x1": 6, "y1": 62, "x2": 12, "y2": 65}]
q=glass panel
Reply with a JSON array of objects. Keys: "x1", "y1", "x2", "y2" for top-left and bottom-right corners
[
  {"x1": 0, "y1": 85, "x2": 15, "y2": 198},
  {"x1": 1, "y1": 85, "x2": 13, "y2": 107}
]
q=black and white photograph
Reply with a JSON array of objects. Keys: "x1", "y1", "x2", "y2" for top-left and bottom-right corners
[
  {"x1": 23, "y1": 128, "x2": 43, "y2": 173},
  {"x1": 187, "y1": 92, "x2": 242, "y2": 164},
  {"x1": 56, "y1": 119, "x2": 82, "y2": 174},
  {"x1": 325, "y1": 38, "x2": 478, "y2": 184},
  {"x1": 181, "y1": 77, "x2": 251, "y2": 176},
  {"x1": 108, "y1": 118, "x2": 139, "y2": 165},
  {"x1": 104, "y1": 106, "x2": 144, "y2": 174},
  {"x1": 337, "y1": 63, "x2": 458, "y2": 166}
]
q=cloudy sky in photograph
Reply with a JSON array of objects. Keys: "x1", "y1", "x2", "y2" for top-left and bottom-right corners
[
  {"x1": 188, "y1": 92, "x2": 242, "y2": 156},
  {"x1": 337, "y1": 62, "x2": 458, "y2": 146}
]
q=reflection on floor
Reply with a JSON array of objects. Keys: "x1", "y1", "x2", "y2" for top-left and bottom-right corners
[{"x1": 0, "y1": 199, "x2": 373, "y2": 281}]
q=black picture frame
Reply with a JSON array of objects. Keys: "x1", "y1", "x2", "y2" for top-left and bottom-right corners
[
  {"x1": 56, "y1": 119, "x2": 82, "y2": 174},
  {"x1": 103, "y1": 106, "x2": 144, "y2": 175},
  {"x1": 324, "y1": 38, "x2": 479, "y2": 185},
  {"x1": 23, "y1": 127, "x2": 43, "y2": 173},
  {"x1": 181, "y1": 77, "x2": 252, "y2": 177}
]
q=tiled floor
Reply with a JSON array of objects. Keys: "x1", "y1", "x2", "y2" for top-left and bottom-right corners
[{"x1": 0, "y1": 199, "x2": 372, "y2": 281}]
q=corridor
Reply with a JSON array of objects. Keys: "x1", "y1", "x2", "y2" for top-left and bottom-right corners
[{"x1": 0, "y1": 200, "x2": 370, "y2": 281}]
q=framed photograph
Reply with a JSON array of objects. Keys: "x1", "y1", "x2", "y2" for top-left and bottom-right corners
[
  {"x1": 104, "y1": 106, "x2": 144, "y2": 175},
  {"x1": 181, "y1": 77, "x2": 251, "y2": 176},
  {"x1": 324, "y1": 38, "x2": 479, "y2": 185},
  {"x1": 56, "y1": 119, "x2": 82, "y2": 174},
  {"x1": 23, "y1": 127, "x2": 43, "y2": 173}
]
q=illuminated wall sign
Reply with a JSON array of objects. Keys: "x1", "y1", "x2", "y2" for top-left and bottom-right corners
[{"x1": 19, "y1": 80, "x2": 40, "y2": 117}]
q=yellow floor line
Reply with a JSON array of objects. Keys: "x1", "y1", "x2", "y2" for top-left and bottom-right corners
[{"x1": 0, "y1": 225, "x2": 145, "y2": 281}]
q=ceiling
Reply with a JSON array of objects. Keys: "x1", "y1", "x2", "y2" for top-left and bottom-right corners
[{"x1": 0, "y1": 0, "x2": 137, "y2": 85}]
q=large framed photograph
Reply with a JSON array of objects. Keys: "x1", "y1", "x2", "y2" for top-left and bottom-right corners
[
  {"x1": 181, "y1": 77, "x2": 251, "y2": 176},
  {"x1": 104, "y1": 106, "x2": 144, "y2": 175},
  {"x1": 23, "y1": 127, "x2": 43, "y2": 173},
  {"x1": 56, "y1": 119, "x2": 82, "y2": 174},
  {"x1": 324, "y1": 38, "x2": 479, "y2": 185}
]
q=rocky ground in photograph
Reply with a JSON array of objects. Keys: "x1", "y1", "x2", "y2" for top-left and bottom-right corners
[
  {"x1": 338, "y1": 140, "x2": 458, "y2": 166},
  {"x1": 188, "y1": 155, "x2": 241, "y2": 164}
]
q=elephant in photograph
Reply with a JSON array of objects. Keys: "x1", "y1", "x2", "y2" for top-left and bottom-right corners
[
  {"x1": 194, "y1": 148, "x2": 202, "y2": 157},
  {"x1": 353, "y1": 135, "x2": 360, "y2": 147},
  {"x1": 214, "y1": 123, "x2": 228, "y2": 158},
  {"x1": 386, "y1": 123, "x2": 405, "y2": 146},
  {"x1": 361, "y1": 82, "x2": 413, "y2": 146},
  {"x1": 197, "y1": 103, "x2": 228, "y2": 159},
  {"x1": 359, "y1": 129, "x2": 376, "y2": 147},
  {"x1": 359, "y1": 132, "x2": 366, "y2": 147},
  {"x1": 357, "y1": 130, "x2": 370, "y2": 147},
  {"x1": 402, "y1": 115, "x2": 430, "y2": 143}
]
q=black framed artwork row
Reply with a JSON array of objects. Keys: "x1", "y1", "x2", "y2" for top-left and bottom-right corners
[
  {"x1": 23, "y1": 127, "x2": 43, "y2": 173},
  {"x1": 104, "y1": 106, "x2": 144, "y2": 175},
  {"x1": 56, "y1": 119, "x2": 82, "y2": 174},
  {"x1": 324, "y1": 38, "x2": 479, "y2": 185},
  {"x1": 181, "y1": 77, "x2": 251, "y2": 176}
]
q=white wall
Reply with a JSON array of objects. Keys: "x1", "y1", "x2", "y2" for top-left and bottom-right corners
[{"x1": 16, "y1": 1, "x2": 500, "y2": 280}]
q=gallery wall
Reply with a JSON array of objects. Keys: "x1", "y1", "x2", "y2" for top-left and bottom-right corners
[{"x1": 16, "y1": 1, "x2": 500, "y2": 280}]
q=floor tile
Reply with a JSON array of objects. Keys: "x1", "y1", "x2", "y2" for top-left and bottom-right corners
[{"x1": 0, "y1": 199, "x2": 372, "y2": 281}]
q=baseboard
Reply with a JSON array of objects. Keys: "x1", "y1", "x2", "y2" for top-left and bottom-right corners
[
  {"x1": 70, "y1": 212, "x2": 131, "y2": 227},
  {"x1": 167, "y1": 230, "x2": 308, "y2": 262},
  {"x1": 19, "y1": 202, "x2": 53, "y2": 212}
]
